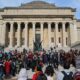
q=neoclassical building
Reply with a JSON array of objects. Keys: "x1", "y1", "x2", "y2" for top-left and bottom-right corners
[{"x1": 0, "y1": 1, "x2": 80, "y2": 50}]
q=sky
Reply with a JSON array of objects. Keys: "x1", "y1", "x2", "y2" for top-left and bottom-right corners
[{"x1": 0, "y1": 0, "x2": 80, "y2": 19}]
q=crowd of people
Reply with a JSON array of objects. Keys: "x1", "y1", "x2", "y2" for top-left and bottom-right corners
[{"x1": 0, "y1": 48, "x2": 80, "y2": 80}]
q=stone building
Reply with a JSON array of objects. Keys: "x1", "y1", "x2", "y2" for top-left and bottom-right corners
[{"x1": 0, "y1": 1, "x2": 80, "y2": 50}]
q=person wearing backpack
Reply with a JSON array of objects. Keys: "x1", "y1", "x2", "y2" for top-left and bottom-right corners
[
  {"x1": 73, "y1": 69, "x2": 80, "y2": 80},
  {"x1": 56, "y1": 62, "x2": 73, "y2": 80},
  {"x1": 37, "y1": 73, "x2": 47, "y2": 80}
]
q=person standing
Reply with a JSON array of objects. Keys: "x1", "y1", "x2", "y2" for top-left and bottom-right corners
[
  {"x1": 18, "y1": 65, "x2": 27, "y2": 80},
  {"x1": 0, "y1": 59, "x2": 4, "y2": 80},
  {"x1": 11, "y1": 58, "x2": 16, "y2": 76},
  {"x1": 45, "y1": 65, "x2": 56, "y2": 80},
  {"x1": 56, "y1": 62, "x2": 73, "y2": 80},
  {"x1": 4, "y1": 59, "x2": 11, "y2": 78}
]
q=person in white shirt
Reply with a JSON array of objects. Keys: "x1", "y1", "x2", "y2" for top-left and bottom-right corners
[
  {"x1": 18, "y1": 65, "x2": 27, "y2": 80},
  {"x1": 45, "y1": 65, "x2": 56, "y2": 80},
  {"x1": 56, "y1": 62, "x2": 73, "y2": 80}
]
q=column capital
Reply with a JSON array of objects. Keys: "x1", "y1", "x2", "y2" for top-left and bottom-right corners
[
  {"x1": 41, "y1": 22, "x2": 43, "y2": 27},
  {"x1": 32, "y1": 22, "x2": 36, "y2": 25},
  {"x1": 40, "y1": 22, "x2": 44, "y2": 24},
  {"x1": 25, "y1": 22, "x2": 28, "y2": 27},
  {"x1": 17, "y1": 22, "x2": 21, "y2": 25},
  {"x1": 62, "y1": 22, "x2": 66, "y2": 24},
  {"x1": 32, "y1": 22, "x2": 35, "y2": 30},
  {"x1": 48, "y1": 22, "x2": 51, "y2": 26},
  {"x1": 25, "y1": 22, "x2": 28, "y2": 24},
  {"x1": 62, "y1": 22, "x2": 65, "y2": 27},
  {"x1": 55, "y1": 22, "x2": 59, "y2": 24}
]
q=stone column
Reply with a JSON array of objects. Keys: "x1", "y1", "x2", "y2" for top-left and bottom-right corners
[
  {"x1": 17, "y1": 22, "x2": 21, "y2": 47},
  {"x1": 41, "y1": 22, "x2": 43, "y2": 48},
  {"x1": 62, "y1": 22, "x2": 66, "y2": 47},
  {"x1": 9, "y1": 22, "x2": 13, "y2": 48},
  {"x1": 48, "y1": 22, "x2": 51, "y2": 48},
  {"x1": 25, "y1": 22, "x2": 28, "y2": 48},
  {"x1": 55, "y1": 22, "x2": 58, "y2": 47},
  {"x1": 70, "y1": 23, "x2": 74, "y2": 46},
  {"x1": 2, "y1": 23, "x2": 6, "y2": 46},
  {"x1": 33, "y1": 22, "x2": 35, "y2": 42}
]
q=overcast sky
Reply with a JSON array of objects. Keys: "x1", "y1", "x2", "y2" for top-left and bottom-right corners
[{"x1": 0, "y1": 0, "x2": 80, "y2": 19}]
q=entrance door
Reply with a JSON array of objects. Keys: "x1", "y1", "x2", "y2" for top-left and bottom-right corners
[{"x1": 35, "y1": 34, "x2": 41, "y2": 43}]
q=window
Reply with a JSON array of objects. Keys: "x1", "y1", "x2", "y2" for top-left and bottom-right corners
[
  {"x1": 51, "y1": 23, "x2": 55, "y2": 32},
  {"x1": 59, "y1": 37, "x2": 61, "y2": 43},
  {"x1": 51, "y1": 37, "x2": 54, "y2": 43},
  {"x1": 58, "y1": 23, "x2": 62, "y2": 32},
  {"x1": 65, "y1": 23, "x2": 69, "y2": 32},
  {"x1": 58, "y1": 27, "x2": 61, "y2": 32},
  {"x1": 65, "y1": 26, "x2": 68, "y2": 32}
]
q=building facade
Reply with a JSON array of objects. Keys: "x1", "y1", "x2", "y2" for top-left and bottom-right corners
[{"x1": 0, "y1": 1, "x2": 80, "y2": 50}]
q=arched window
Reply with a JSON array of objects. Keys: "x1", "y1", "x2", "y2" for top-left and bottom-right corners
[
  {"x1": 35, "y1": 22, "x2": 40, "y2": 31},
  {"x1": 6, "y1": 22, "x2": 10, "y2": 32},
  {"x1": 58, "y1": 23, "x2": 62, "y2": 32},
  {"x1": 44, "y1": 22, "x2": 48, "y2": 28},
  {"x1": 13, "y1": 22, "x2": 18, "y2": 32},
  {"x1": 65, "y1": 22, "x2": 69, "y2": 32},
  {"x1": 51, "y1": 23, "x2": 55, "y2": 32},
  {"x1": 28, "y1": 22, "x2": 32, "y2": 27},
  {"x1": 21, "y1": 22, "x2": 25, "y2": 30}
]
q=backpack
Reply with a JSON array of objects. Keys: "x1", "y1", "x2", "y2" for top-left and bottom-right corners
[
  {"x1": 37, "y1": 73, "x2": 47, "y2": 80},
  {"x1": 73, "y1": 71, "x2": 80, "y2": 80},
  {"x1": 62, "y1": 71, "x2": 73, "y2": 80}
]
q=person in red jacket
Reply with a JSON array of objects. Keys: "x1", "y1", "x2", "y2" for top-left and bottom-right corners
[
  {"x1": 4, "y1": 59, "x2": 11, "y2": 78},
  {"x1": 32, "y1": 65, "x2": 42, "y2": 80}
]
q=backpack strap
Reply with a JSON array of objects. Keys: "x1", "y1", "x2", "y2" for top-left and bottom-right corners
[
  {"x1": 62, "y1": 71, "x2": 73, "y2": 76},
  {"x1": 69, "y1": 72, "x2": 73, "y2": 76},
  {"x1": 62, "y1": 71, "x2": 68, "y2": 76}
]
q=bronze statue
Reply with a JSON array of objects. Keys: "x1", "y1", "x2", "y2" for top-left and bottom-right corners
[{"x1": 33, "y1": 40, "x2": 42, "y2": 51}]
